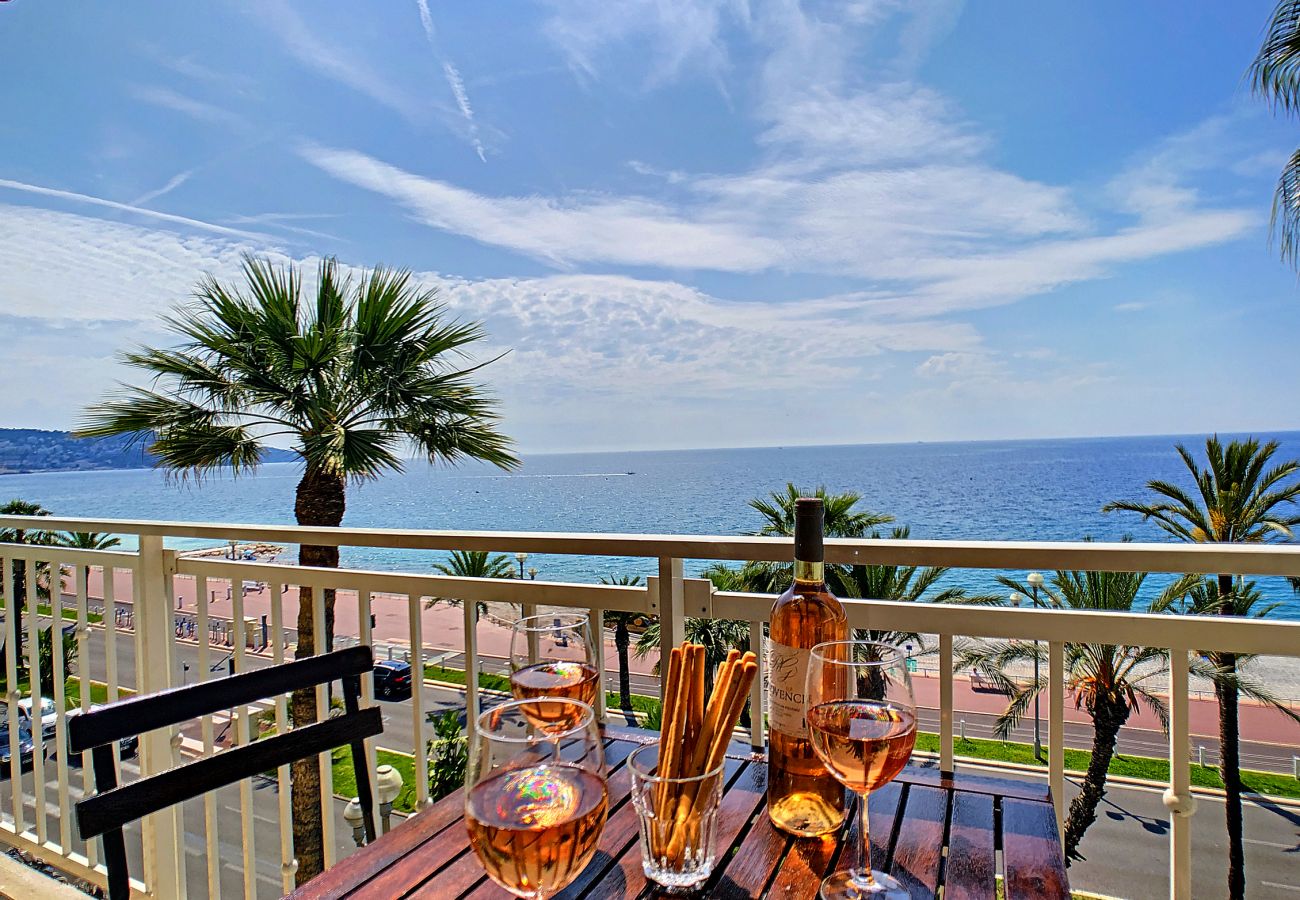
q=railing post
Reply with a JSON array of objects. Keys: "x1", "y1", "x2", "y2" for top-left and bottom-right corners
[
  {"x1": 655, "y1": 557, "x2": 685, "y2": 708},
  {"x1": 1164, "y1": 648, "x2": 1196, "y2": 900},
  {"x1": 136, "y1": 536, "x2": 186, "y2": 899},
  {"x1": 939, "y1": 633, "x2": 954, "y2": 774},
  {"x1": 1048, "y1": 641, "x2": 1065, "y2": 839},
  {"x1": 748, "y1": 619, "x2": 764, "y2": 751},
  {"x1": 464, "y1": 600, "x2": 480, "y2": 747}
]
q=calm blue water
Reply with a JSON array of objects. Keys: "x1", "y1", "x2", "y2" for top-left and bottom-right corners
[{"x1": 4, "y1": 432, "x2": 1299, "y2": 619}]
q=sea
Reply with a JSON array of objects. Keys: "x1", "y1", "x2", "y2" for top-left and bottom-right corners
[{"x1": 4, "y1": 431, "x2": 1300, "y2": 620}]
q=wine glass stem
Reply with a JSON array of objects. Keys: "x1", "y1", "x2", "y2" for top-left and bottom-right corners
[{"x1": 854, "y1": 791, "x2": 877, "y2": 888}]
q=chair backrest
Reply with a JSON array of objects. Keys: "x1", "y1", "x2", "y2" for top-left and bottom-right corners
[{"x1": 69, "y1": 645, "x2": 384, "y2": 900}]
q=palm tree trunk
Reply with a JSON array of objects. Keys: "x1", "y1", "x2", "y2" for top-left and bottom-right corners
[
  {"x1": 615, "y1": 621, "x2": 632, "y2": 711},
  {"x1": 1217, "y1": 653, "x2": 1245, "y2": 899},
  {"x1": 289, "y1": 466, "x2": 346, "y2": 886},
  {"x1": 1215, "y1": 572, "x2": 1245, "y2": 900},
  {"x1": 1063, "y1": 696, "x2": 1128, "y2": 862}
]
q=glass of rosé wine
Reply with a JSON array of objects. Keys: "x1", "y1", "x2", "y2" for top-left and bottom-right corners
[
  {"x1": 509, "y1": 613, "x2": 600, "y2": 733},
  {"x1": 805, "y1": 641, "x2": 917, "y2": 899},
  {"x1": 465, "y1": 698, "x2": 607, "y2": 899}
]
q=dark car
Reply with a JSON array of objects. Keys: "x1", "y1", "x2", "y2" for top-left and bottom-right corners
[
  {"x1": 0, "y1": 724, "x2": 36, "y2": 776},
  {"x1": 373, "y1": 660, "x2": 413, "y2": 700}
]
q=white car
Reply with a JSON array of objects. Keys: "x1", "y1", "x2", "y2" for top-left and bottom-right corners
[{"x1": 16, "y1": 697, "x2": 57, "y2": 741}]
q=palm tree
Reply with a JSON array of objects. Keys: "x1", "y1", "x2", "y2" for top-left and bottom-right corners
[
  {"x1": 426, "y1": 550, "x2": 518, "y2": 618},
  {"x1": 599, "y1": 575, "x2": 644, "y2": 715},
  {"x1": 76, "y1": 255, "x2": 517, "y2": 884},
  {"x1": 57, "y1": 531, "x2": 122, "y2": 552},
  {"x1": 1250, "y1": 2, "x2": 1300, "y2": 267},
  {"x1": 1154, "y1": 577, "x2": 1300, "y2": 737},
  {"x1": 960, "y1": 567, "x2": 1188, "y2": 863},
  {"x1": 1, "y1": 499, "x2": 54, "y2": 661},
  {"x1": 1105, "y1": 436, "x2": 1300, "y2": 898},
  {"x1": 840, "y1": 526, "x2": 999, "y2": 652},
  {"x1": 742, "y1": 484, "x2": 893, "y2": 594}
]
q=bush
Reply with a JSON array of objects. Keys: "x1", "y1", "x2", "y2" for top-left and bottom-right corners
[{"x1": 427, "y1": 709, "x2": 468, "y2": 801}]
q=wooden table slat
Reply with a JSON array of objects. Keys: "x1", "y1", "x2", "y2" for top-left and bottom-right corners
[
  {"x1": 888, "y1": 784, "x2": 949, "y2": 897},
  {"x1": 944, "y1": 791, "x2": 996, "y2": 900},
  {"x1": 1001, "y1": 798, "x2": 1070, "y2": 900}
]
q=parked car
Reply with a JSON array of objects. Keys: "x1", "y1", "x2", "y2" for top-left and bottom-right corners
[
  {"x1": 0, "y1": 723, "x2": 36, "y2": 776},
  {"x1": 17, "y1": 696, "x2": 57, "y2": 741},
  {"x1": 373, "y1": 660, "x2": 413, "y2": 699}
]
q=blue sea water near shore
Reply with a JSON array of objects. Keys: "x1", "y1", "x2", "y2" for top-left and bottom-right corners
[{"x1": 4, "y1": 431, "x2": 1300, "y2": 619}]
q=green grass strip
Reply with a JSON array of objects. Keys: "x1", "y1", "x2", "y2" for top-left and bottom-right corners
[
  {"x1": 914, "y1": 732, "x2": 1300, "y2": 799},
  {"x1": 330, "y1": 748, "x2": 420, "y2": 814}
]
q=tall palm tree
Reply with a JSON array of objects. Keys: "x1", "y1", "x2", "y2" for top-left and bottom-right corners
[
  {"x1": 840, "y1": 526, "x2": 999, "y2": 652},
  {"x1": 1250, "y1": 1, "x2": 1300, "y2": 267},
  {"x1": 742, "y1": 484, "x2": 893, "y2": 594},
  {"x1": 960, "y1": 567, "x2": 1188, "y2": 864},
  {"x1": 1105, "y1": 436, "x2": 1300, "y2": 898},
  {"x1": 426, "y1": 550, "x2": 518, "y2": 618},
  {"x1": 599, "y1": 574, "x2": 644, "y2": 715},
  {"x1": 77, "y1": 256, "x2": 517, "y2": 884},
  {"x1": 1, "y1": 499, "x2": 54, "y2": 662}
]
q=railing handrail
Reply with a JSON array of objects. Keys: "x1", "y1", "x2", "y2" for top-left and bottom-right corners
[
  {"x1": 166, "y1": 556, "x2": 1300, "y2": 657},
  {"x1": 3, "y1": 515, "x2": 1300, "y2": 576}
]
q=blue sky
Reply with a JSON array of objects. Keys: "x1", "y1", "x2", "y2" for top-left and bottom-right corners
[{"x1": 1, "y1": 1, "x2": 1297, "y2": 453}]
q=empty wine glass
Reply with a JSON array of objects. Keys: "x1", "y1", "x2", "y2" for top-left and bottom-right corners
[
  {"x1": 465, "y1": 698, "x2": 607, "y2": 899},
  {"x1": 509, "y1": 613, "x2": 599, "y2": 733},
  {"x1": 806, "y1": 641, "x2": 917, "y2": 899}
]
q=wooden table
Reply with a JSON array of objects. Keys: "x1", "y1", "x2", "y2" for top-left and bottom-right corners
[{"x1": 289, "y1": 731, "x2": 1069, "y2": 899}]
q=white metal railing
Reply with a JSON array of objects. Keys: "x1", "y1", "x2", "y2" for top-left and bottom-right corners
[{"x1": 0, "y1": 516, "x2": 1297, "y2": 900}]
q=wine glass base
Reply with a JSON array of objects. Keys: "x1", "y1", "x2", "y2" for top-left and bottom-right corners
[{"x1": 818, "y1": 869, "x2": 908, "y2": 899}]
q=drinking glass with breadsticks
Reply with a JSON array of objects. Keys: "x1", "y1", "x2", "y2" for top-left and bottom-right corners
[{"x1": 629, "y1": 642, "x2": 758, "y2": 891}]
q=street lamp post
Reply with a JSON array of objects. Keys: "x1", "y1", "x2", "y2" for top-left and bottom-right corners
[
  {"x1": 527, "y1": 567, "x2": 537, "y2": 580},
  {"x1": 1026, "y1": 571, "x2": 1045, "y2": 760},
  {"x1": 343, "y1": 798, "x2": 366, "y2": 847},
  {"x1": 515, "y1": 552, "x2": 528, "y2": 580},
  {"x1": 375, "y1": 764, "x2": 405, "y2": 833}
]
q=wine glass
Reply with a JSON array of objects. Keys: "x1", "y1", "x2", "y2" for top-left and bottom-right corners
[
  {"x1": 509, "y1": 613, "x2": 599, "y2": 732},
  {"x1": 465, "y1": 698, "x2": 608, "y2": 899},
  {"x1": 806, "y1": 641, "x2": 917, "y2": 899}
]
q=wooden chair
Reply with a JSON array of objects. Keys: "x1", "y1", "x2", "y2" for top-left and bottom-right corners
[{"x1": 69, "y1": 645, "x2": 384, "y2": 900}]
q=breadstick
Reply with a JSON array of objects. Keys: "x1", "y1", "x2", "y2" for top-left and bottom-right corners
[
  {"x1": 665, "y1": 654, "x2": 757, "y2": 860},
  {"x1": 656, "y1": 646, "x2": 686, "y2": 823}
]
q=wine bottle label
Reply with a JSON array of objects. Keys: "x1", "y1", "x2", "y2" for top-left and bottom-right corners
[{"x1": 765, "y1": 638, "x2": 811, "y2": 736}]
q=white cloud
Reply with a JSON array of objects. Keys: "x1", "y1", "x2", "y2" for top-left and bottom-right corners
[
  {"x1": 540, "y1": 0, "x2": 743, "y2": 84},
  {"x1": 0, "y1": 203, "x2": 980, "y2": 445},
  {"x1": 0, "y1": 180, "x2": 264, "y2": 241},
  {"x1": 300, "y1": 143, "x2": 782, "y2": 270},
  {"x1": 253, "y1": 1, "x2": 433, "y2": 124},
  {"x1": 128, "y1": 85, "x2": 247, "y2": 129},
  {"x1": 130, "y1": 169, "x2": 195, "y2": 207},
  {"x1": 413, "y1": 0, "x2": 488, "y2": 162}
]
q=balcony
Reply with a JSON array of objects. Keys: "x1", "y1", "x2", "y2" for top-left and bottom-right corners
[{"x1": 0, "y1": 514, "x2": 1298, "y2": 899}]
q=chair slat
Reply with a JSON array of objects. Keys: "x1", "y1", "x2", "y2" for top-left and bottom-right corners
[
  {"x1": 68, "y1": 646, "x2": 373, "y2": 752},
  {"x1": 76, "y1": 706, "x2": 382, "y2": 840}
]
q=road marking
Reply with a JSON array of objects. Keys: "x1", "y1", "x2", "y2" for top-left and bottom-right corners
[
  {"x1": 1245, "y1": 837, "x2": 1298, "y2": 850},
  {"x1": 1261, "y1": 882, "x2": 1300, "y2": 892}
]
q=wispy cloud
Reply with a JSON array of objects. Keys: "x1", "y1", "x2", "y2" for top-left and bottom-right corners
[
  {"x1": 254, "y1": 1, "x2": 432, "y2": 124},
  {"x1": 128, "y1": 84, "x2": 247, "y2": 129},
  {"x1": 300, "y1": 142, "x2": 781, "y2": 270},
  {"x1": 0, "y1": 179, "x2": 264, "y2": 240},
  {"x1": 414, "y1": 0, "x2": 487, "y2": 162},
  {"x1": 130, "y1": 169, "x2": 195, "y2": 207}
]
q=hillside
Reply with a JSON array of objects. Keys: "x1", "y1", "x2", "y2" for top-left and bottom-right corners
[{"x1": 0, "y1": 428, "x2": 296, "y2": 474}]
